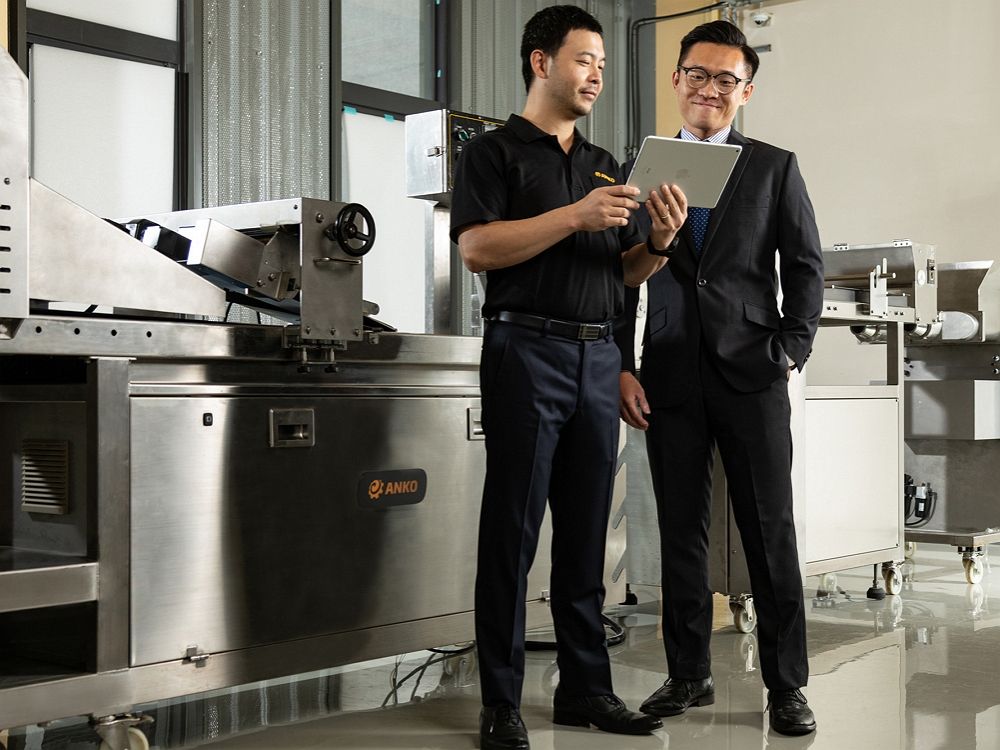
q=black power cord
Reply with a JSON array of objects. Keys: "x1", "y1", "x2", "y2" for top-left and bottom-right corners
[{"x1": 381, "y1": 643, "x2": 477, "y2": 707}]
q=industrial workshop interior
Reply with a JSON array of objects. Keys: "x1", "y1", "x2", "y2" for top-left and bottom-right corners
[{"x1": 1, "y1": 0, "x2": 999, "y2": 748}]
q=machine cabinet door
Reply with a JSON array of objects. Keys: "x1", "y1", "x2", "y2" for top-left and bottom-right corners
[
  {"x1": 804, "y1": 398, "x2": 900, "y2": 565},
  {"x1": 129, "y1": 395, "x2": 514, "y2": 667}
]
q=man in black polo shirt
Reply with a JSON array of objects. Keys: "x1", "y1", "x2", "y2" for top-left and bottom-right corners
[{"x1": 450, "y1": 6, "x2": 686, "y2": 750}]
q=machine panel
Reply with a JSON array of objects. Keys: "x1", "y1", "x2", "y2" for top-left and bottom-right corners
[
  {"x1": 804, "y1": 398, "x2": 900, "y2": 563},
  {"x1": 129, "y1": 394, "x2": 550, "y2": 667}
]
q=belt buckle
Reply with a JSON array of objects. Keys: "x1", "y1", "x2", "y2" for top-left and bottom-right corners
[{"x1": 577, "y1": 323, "x2": 602, "y2": 341}]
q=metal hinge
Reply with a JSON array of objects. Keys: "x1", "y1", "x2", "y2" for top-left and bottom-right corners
[
  {"x1": 832, "y1": 243, "x2": 849, "y2": 251},
  {"x1": 184, "y1": 645, "x2": 210, "y2": 667}
]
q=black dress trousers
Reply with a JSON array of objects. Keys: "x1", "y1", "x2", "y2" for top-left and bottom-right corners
[
  {"x1": 475, "y1": 320, "x2": 621, "y2": 708},
  {"x1": 644, "y1": 347, "x2": 808, "y2": 691}
]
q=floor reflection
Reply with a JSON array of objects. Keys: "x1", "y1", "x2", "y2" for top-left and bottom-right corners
[{"x1": 7, "y1": 543, "x2": 1000, "y2": 749}]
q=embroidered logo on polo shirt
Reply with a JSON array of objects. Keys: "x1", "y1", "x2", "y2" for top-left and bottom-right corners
[{"x1": 594, "y1": 171, "x2": 616, "y2": 184}]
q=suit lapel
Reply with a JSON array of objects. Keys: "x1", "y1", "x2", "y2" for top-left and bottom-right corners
[{"x1": 699, "y1": 129, "x2": 752, "y2": 257}]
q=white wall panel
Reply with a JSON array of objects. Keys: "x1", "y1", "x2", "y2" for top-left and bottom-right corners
[
  {"x1": 738, "y1": 0, "x2": 1000, "y2": 264},
  {"x1": 30, "y1": 45, "x2": 175, "y2": 218},
  {"x1": 342, "y1": 112, "x2": 427, "y2": 333},
  {"x1": 27, "y1": 0, "x2": 178, "y2": 40}
]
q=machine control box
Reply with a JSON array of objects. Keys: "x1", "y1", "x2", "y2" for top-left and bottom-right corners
[{"x1": 405, "y1": 109, "x2": 505, "y2": 205}]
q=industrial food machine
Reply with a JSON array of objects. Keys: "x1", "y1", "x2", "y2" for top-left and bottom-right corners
[
  {"x1": 817, "y1": 243, "x2": 1000, "y2": 583},
  {"x1": 0, "y1": 49, "x2": 564, "y2": 747},
  {"x1": 895, "y1": 261, "x2": 1000, "y2": 582}
]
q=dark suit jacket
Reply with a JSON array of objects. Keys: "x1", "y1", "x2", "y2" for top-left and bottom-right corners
[{"x1": 616, "y1": 129, "x2": 825, "y2": 406}]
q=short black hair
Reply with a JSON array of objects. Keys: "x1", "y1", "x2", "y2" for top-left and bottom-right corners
[
  {"x1": 521, "y1": 5, "x2": 603, "y2": 94},
  {"x1": 678, "y1": 20, "x2": 759, "y2": 80}
]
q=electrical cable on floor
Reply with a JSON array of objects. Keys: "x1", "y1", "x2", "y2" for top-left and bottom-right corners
[
  {"x1": 427, "y1": 643, "x2": 475, "y2": 656},
  {"x1": 381, "y1": 644, "x2": 477, "y2": 707},
  {"x1": 382, "y1": 652, "x2": 454, "y2": 707},
  {"x1": 384, "y1": 653, "x2": 405, "y2": 706}
]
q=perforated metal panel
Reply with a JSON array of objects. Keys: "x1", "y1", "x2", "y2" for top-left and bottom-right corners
[
  {"x1": 458, "y1": 0, "x2": 631, "y2": 161},
  {"x1": 201, "y1": 1, "x2": 330, "y2": 206}
]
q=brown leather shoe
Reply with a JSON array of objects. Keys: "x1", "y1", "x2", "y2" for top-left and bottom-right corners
[
  {"x1": 480, "y1": 705, "x2": 529, "y2": 749},
  {"x1": 552, "y1": 686, "x2": 662, "y2": 735},
  {"x1": 767, "y1": 689, "x2": 816, "y2": 735},
  {"x1": 639, "y1": 676, "x2": 715, "y2": 717}
]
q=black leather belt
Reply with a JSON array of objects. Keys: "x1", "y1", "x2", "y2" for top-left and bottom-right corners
[{"x1": 492, "y1": 310, "x2": 612, "y2": 341}]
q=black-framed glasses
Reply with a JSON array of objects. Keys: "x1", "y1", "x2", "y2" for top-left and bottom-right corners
[{"x1": 677, "y1": 65, "x2": 750, "y2": 94}]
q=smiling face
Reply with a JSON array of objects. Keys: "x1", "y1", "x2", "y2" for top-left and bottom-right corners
[
  {"x1": 673, "y1": 42, "x2": 754, "y2": 139},
  {"x1": 538, "y1": 28, "x2": 605, "y2": 119}
]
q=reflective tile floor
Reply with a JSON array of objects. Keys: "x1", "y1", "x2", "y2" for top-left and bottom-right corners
[{"x1": 9, "y1": 543, "x2": 1000, "y2": 749}]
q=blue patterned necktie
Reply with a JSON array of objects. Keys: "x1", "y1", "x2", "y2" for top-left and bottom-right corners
[{"x1": 688, "y1": 206, "x2": 711, "y2": 253}]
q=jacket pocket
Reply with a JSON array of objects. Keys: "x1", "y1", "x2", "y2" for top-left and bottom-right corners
[
  {"x1": 743, "y1": 300, "x2": 780, "y2": 330},
  {"x1": 648, "y1": 306, "x2": 668, "y2": 336}
]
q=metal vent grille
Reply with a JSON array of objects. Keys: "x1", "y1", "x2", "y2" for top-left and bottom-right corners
[{"x1": 21, "y1": 440, "x2": 70, "y2": 515}]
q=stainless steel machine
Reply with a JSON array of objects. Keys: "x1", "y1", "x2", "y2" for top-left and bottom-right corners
[
  {"x1": 405, "y1": 108, "x2": 504, "y2": 336},
  {"x1": 0, "y1": 49, "x2": 559, "y2": 747},
  {"x1": 899, "y1": 261, "x2": 1000, "y2": 582},
  {"x1": 821, "y1": 243, "x2": 1000, "y2": 583}
]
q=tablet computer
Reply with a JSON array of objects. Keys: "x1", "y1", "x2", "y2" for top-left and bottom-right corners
[{"x1": 626, "y1": 136, "x2": 742, "y2": 208}]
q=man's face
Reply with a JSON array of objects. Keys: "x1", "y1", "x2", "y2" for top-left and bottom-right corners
[
  {"x1": 540, "y1": 29, "x2": 605, "y2": 118},
  {"x1": 673, "y1": 42, "x2": 754, "y2": 139}
]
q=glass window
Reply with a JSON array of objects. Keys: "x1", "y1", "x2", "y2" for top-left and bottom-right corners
[{"x1": 341, "y1": 0, "x2": 434, "y2": 99}]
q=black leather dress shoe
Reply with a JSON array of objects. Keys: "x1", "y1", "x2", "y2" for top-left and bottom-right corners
[
  {"x1": 552, "y1": 687, "x2": 662, "y2": 735},
  {"x1": 639, "y1": 676, "x2": 715, "y2": 717},
  {"x1": 480, "y1": 705, "x2": 529, "y2": 750},
  {"x1": 767, "y1": 688, "x2": 816, "y2": 735}
]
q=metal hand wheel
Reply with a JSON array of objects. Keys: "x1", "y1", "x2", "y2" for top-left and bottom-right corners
[{"x1": 327, "y1": 202, "x2": 376, "y2": 257}]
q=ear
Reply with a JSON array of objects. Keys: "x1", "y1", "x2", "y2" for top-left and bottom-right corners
[
  {"x1": 671, "y1": 69, "x2": 680, "y2": 91},
  {"x1": 740, "y1": 81, "x2": 755, "y2": 105},
  {"x1": 530, "y1": 49, "x2": 549, "y2": 81}
]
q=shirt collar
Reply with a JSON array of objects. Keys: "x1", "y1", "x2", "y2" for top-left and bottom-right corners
[
  {"x1": 507, "y1": 114, "x2": 591, "y2": 150},
  {"x1": 680, "y1": 125, "x2": 731, "y2": 144}
]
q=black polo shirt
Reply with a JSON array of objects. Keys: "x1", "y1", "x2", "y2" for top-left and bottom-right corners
[{"x1": 450, "y1": 114, "x2": 642, "y2": 324}]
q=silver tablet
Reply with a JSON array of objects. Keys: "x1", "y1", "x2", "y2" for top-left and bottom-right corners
[{"x1": 626, "y1": 136, "x2": 742, "y2": 209}]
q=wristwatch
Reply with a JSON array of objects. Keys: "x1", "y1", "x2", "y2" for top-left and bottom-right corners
[{"x1": 646, "y1": 235, "x2": 678, "y2": 257}]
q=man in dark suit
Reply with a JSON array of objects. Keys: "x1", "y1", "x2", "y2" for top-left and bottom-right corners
[{"x1": 616, "y1": 20, "x2": 824, "y2": 736}]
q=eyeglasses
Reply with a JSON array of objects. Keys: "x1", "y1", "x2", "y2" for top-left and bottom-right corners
[{"x1": 677, "y1": 65, "x2": 750, "y2": 95}]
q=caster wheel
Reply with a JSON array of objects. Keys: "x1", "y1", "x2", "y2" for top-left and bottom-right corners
[
  {"x1": 884, "y1": 566, "x2": 903, "y2": 595},
  {"x1": 964, "y1": 557, "x2": 985, "y2": 584},
  {"x1": 731, "y1": 603, "x2": 757, "y2": 634},
  {"x1": 904, "y1": 541, "x2": 916, "y2": 559},
  {"x1": 817, "y1": 572, "x2": 838, "y2": 595},
  {"x1": 736, "y1": 634, "x2": 757, "y2": 673},
  {"x1": 966, "y1": 583, "x2": 985, "y2": 615},
  {"x1": 99, "y1": 727, "x2": 149, "y2": 750}
]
